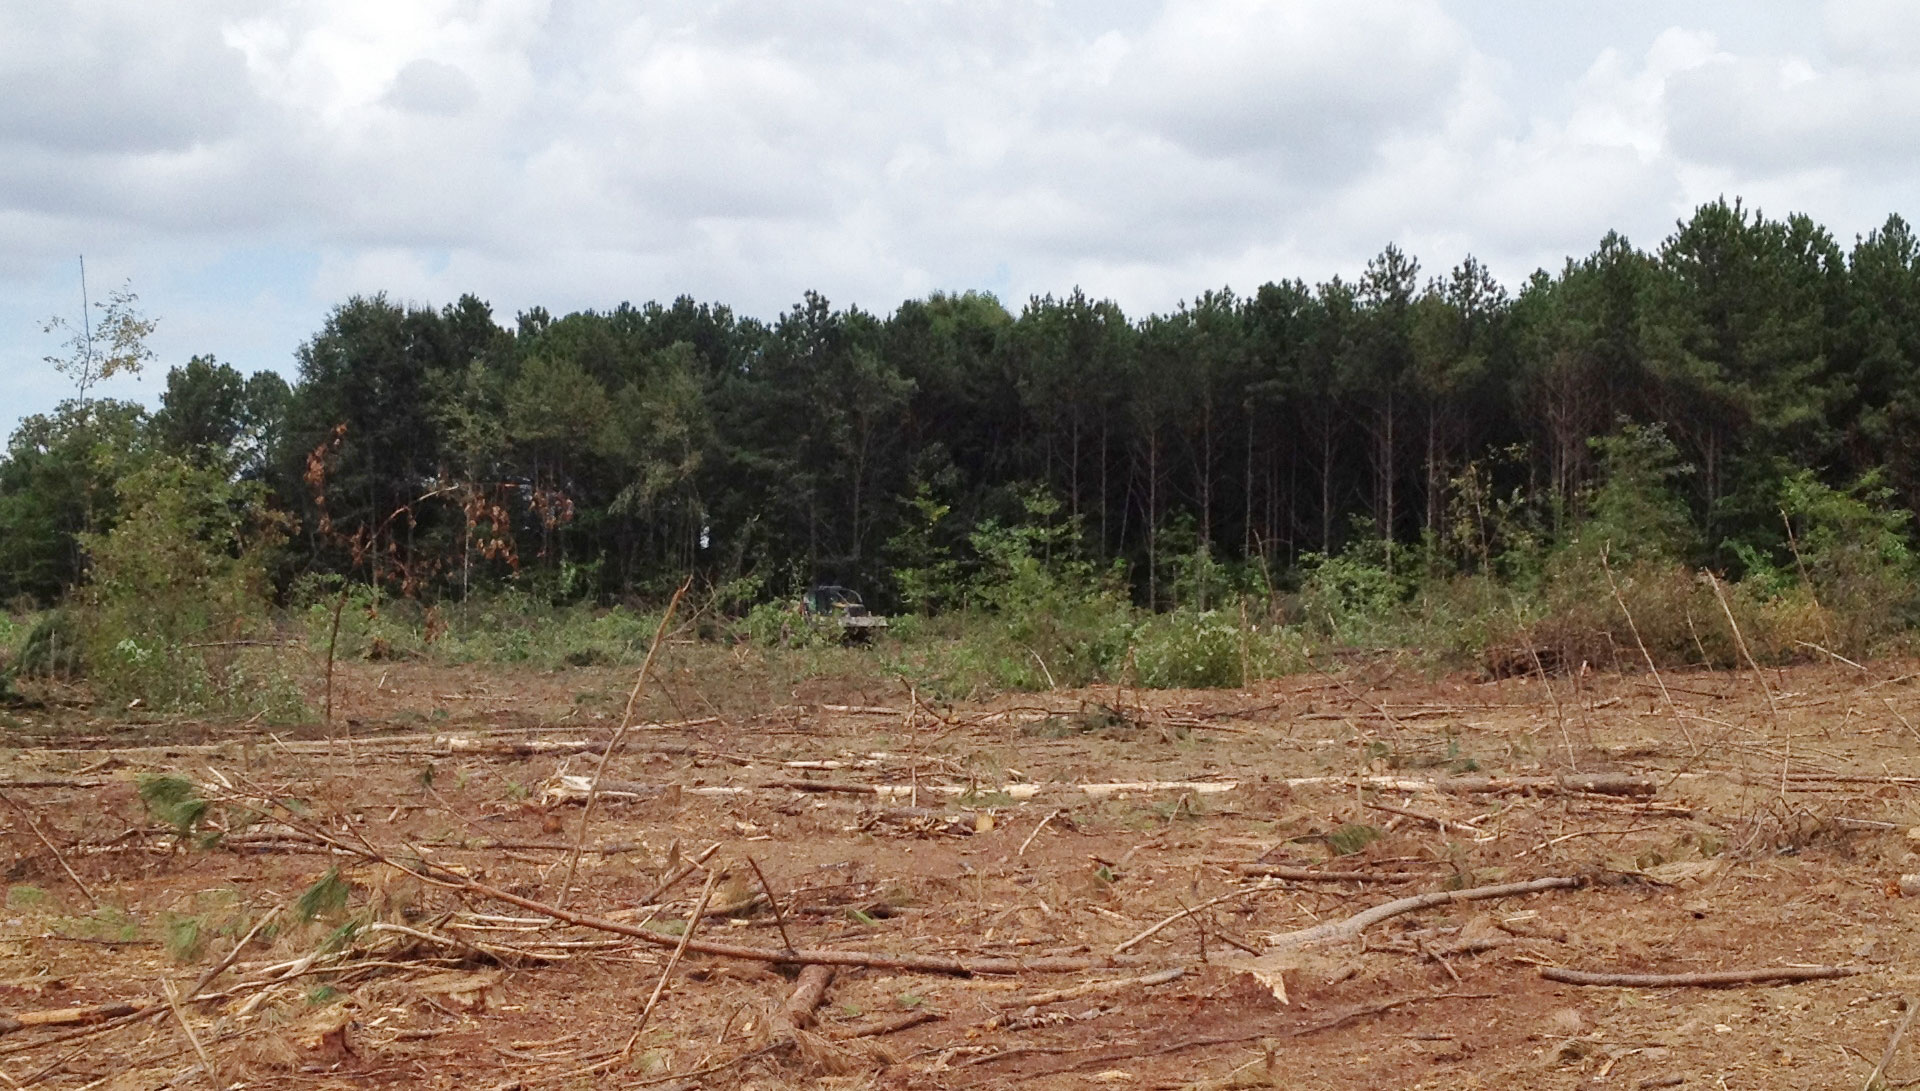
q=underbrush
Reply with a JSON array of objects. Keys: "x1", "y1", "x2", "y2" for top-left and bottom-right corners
[{"x1": 300, "y1": 585, "x2": 669, "y2": 671}]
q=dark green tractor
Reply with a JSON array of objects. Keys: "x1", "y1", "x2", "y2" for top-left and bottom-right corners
[{"x1": 801, "y1": 585, "x2": 888, "y2": 641}]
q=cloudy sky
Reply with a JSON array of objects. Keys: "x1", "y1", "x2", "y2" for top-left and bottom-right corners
[{"x1": 4, "y1": 0, "x2": 1917, "y2": 439}]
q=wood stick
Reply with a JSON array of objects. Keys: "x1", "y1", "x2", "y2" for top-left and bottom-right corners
[
  {"x1": 1864, "y1": 998, "x2": 1919, "y2": 1091},
  {"x1": 1360, "y1": 799, "x2": 1477, "y2": 834},
  {"x1": 1229, "y1": 865, "x2": 1434, "y2": 883},
  {"x1": 1018, "y1": 809, "x2": 1060, "y2": 856},
  {"x1": 621, "y1": 867, "x2": 720, "y2": 1060},
  {"x1": 784, "y1": 965, "x2": 836, "y2": 1029},
  {"x1": 637, "y1": 842, "x2": 719, "y2": 906},
  {"x1": 1116, "y1": 887, "x2": 1280, "y2": 953},
  {"x1": 1277, "y1": 876, "x2": 1583, "y2": 952},
  {"x1": 184, "y1": 906, "x2": 282, "y2": 1001},
  {"x1": 157, "y1": 977, "x2": 215, "y2": 1081},
  {"x1": 1277, "y1": 773, "x2": 1654, "y2": 797},
  {"x1": 1014, "y1": 968, "x2": 1185, "y2": 1007},
  {"x1": 0, "y1": 788, "x2": 96, "y2": 907},
  {"x1": 746, "y1": 855, "x2": 797, "y2": 955},
  {"x1": 1046, "y1": 990, "x2": 1494, "y2": 1075},
  {"x1": 1541, "y1": 965, "x2": 1865, "y2": 988},
  {"x1": 0, "y1": 1001, "x2": 151, "y2": 1037},
  {"x1": 407, "y1": 855, "x2": 1142, "y2": 975},
  {"x1": 761, "y1": 778, "x2": 883, "y2": 795},
  {"x1": 826, "y1": 1009, "x2": 942, "y2": 1040},
  {"x1": 559, "y1": 578, "x2": 689, "y2": 908}
]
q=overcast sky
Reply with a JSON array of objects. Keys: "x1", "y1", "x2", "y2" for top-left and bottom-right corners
[{"x1": 4, "y1": 0, "x2": 1918, "y2": 440}]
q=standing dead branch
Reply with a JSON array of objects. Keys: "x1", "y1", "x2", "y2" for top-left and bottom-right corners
[
  {"x1": 559, "y1": 578, "x2": 690, "y2": 907},
  {"x1": 746, "y1": 855, "x2": 797, "y2": 955},
  {"x1": 1601, "y1": 544, "x2": 1676, "y2": 714}
]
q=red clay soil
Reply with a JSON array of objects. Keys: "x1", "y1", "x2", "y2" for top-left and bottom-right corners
[{"x1": 0, "y1": 658, "x2": 1916, "y2": 1089}]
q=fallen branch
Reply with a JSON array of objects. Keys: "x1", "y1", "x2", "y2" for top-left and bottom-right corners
[
  {"x1": 637, "y1": 842, "x2": 720, "y2": 906},
  {"x1": 1229, "y1": 864, "x2": 1433, "y2": 883},
  {"x1": 1864, "y1": 997, "x2": 1919, "y2": 1091},
  {"x1": 827, "y1": 1009, "x2": 942, "y2": 1040},
  {"x1": 1116, "y1": 888, "x2": 1280, "y2": 953},
  {"x1": 1018, "y1": 809, "x2": 1061, "y2": 856},
  {"x1": 396, "y1": 851, "x2": 1144, "y2": 976},
  {"x1": 1281, "y1": 774, "x2": 1654, "y2": 797},
  {"x1": 621, "y1": 867, "x2": 720, "y2": 1060},
  {"x1": 0, "y1": 787, "x2": 97, "y2": 906},
  {"x1": 1232, "y1": 876, "x2": 1584, "y2": 1002},
  {"x1": 1265, "y1": 876, "x2": 1584, "y2": 954},
  {"x1": 1540, "y1": 965, "x2": 1865, "y2": 988},
  {"x1": 784, "y1": 965, "x2": 837, "y2": 1029},
  {"x1": 1012, "y1": 967, "x2": 1185, "y2": 1008}
]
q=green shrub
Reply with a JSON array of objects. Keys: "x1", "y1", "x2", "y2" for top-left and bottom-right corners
[
  {"x1": 15, "y1": 610, "x2": 81, "y2": 680},
  {"x1": 78, "y1": 458, "x2": 301, "y2": 717},
  {"x1": 1298, "y1": 529, "x2": 1409, "y2": 644},
  {"x1": 963, "y1": 488, "x2": 1134, "y2": 688},
  {"x1": 1133, "y1": 607, "x2": 1249, "y2": 689}
]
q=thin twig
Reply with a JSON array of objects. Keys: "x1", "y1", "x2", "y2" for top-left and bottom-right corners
[
  {"x1": 157, "y1": 978, "x2": 214, "y2": 1081},
  {"x1": 559, "y1": 578, "x2": 690, "y2": 907},
  {"x1": 744, "y1": 855, "x2": 796, "y2": 956},
  {"x1": 1865, "y1": 998, "x2": 1919, "y2": 1091},
  {"x1": 1115, "y1": 883, "x2": 1280, "y2": 954},
  {"x1": 638, "y1": 842, "x2": 720, "y2": 906},
  {"x1": 1601, "y1": 544, "x2": 1674, "y2": 712},
  {"x1": 184, "y1": 906, "x2": 281, "y2": 1001},
  {"x1": 1703, "y1": 569, "x2": 1786, "y2": 799},
  {"x1": 1018, "y1": 810, "x2": 1061, "y2": 856},
  {"x1": 0, "y1": 789, "x2": 95, "y2": 907},
  {"x1": 621, "y1": 867, "x2": 721, "y2": 1061},
  {"x1": 1703, "y1": 571, "x2": 1780, "y2": 725}
]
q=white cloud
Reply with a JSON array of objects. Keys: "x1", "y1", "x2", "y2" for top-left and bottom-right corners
[{"x1": 3, "y1": 0, "x2": 1920, "y2": 439}]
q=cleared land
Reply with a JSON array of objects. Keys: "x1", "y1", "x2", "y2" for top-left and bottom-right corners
[{"x1": 1, "y1": 656, "x2": 1918, "y2": 1089}]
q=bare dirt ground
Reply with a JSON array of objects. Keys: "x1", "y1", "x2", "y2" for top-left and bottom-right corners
[{"x1": 3, "y1": 655, "x2": 1920, "y2": 1090}]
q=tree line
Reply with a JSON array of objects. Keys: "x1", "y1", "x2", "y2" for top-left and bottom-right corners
[{"x1": 5, "y1": 197, "x2": 1920, "y2": 613}]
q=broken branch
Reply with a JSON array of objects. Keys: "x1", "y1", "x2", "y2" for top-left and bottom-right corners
[
  {"x1": 784, "y1": 965, "x2": 837, "y2": 1029},
  {"x1": 1540, "y1": 965, "x2": 1865, "y2": 988}
]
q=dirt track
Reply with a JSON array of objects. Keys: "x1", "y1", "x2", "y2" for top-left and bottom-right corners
[{"x1": 2, "y1": 657, "x2": 1919, "y2": 1089}]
